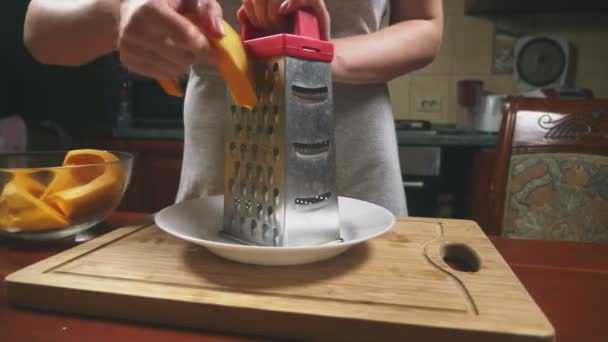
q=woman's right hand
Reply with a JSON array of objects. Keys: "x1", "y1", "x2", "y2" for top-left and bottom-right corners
[{"x1": 117, "y1": 0, "x2": 224, "y2": 79}]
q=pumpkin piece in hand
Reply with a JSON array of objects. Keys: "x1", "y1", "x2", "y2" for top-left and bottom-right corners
[
  {"x1": 158, "y1": 19, "x2": 257, "y2": 108},
  {"x1": 210, "y1": 20, "x2": 258, "y2": 108}
]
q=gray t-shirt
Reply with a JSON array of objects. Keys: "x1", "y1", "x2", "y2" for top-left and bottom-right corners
[{"x1": 177, "y1": 0, "x2": 407, "y2": 215}]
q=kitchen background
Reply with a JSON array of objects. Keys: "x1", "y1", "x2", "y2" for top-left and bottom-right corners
[
  {"x1": 388, "y1": 0, "x2": 608, "y2": 124},
  {"x1": 1, "y1": 0, "x2": 607, "y2": 222},
  {"x1": 1, "y1": 0, "x2": 114, "y2": 148},
  {"x1": 2, "y1": 0, "x2": 608, "y2": 133}
]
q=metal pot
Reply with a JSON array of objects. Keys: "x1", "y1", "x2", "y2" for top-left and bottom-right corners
[{"x1": 473, "y1": 95, "x2": 506, "y2": 133}]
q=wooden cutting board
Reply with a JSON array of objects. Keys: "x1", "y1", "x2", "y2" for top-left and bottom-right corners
[{"x1": 5, "y1": 217, "x2": 554, "y2": 341}]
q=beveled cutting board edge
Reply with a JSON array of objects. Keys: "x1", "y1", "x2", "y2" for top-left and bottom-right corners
[
  {"x1": 4, "y1": 217, "x2": 555, "y2": 341},
  {"x1": 5, "y1": 278, "x2": 553, "y2": 342}
]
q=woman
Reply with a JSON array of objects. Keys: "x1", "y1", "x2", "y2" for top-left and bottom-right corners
[{"x1": 24, "y1": 0, "x2": 443, "y2": 215}]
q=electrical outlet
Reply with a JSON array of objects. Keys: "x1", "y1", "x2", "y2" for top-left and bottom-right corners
[{"x1": 415, "y1": 96, "x2": 442, "y2": 113}]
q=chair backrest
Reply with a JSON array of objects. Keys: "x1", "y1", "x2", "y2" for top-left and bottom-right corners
[{"x1": 489, "y1": 97, "x2": 608, "y2": 242}]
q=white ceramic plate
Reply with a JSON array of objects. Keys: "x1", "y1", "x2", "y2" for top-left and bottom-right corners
[{"x1": 155, "y1": 195, "x2": 395, "y2": 266}]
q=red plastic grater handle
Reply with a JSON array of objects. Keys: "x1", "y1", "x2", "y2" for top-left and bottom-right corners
[
  {"x1": 239, "y1": 9, "x2": 333, "y2": 62},
  {"x1": 293, "y1": 10, "x2": 320, "y2": 40}
]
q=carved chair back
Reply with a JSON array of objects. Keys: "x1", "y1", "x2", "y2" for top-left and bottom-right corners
[{"x1": 489, "y1": 97, "x2": 608, "y2": 242}]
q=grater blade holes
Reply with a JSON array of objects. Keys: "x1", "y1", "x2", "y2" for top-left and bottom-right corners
[
  {"x1": 240, "y1": 182, "x2": 247, "y2": 197},
  {"x1": 240, "y1": 144, "x2": 247, "y2": 160},
  {"x1": 295, "y1": 192, "x2": 332, "y2": 211},
  {"x1": 246, "y1": 162, "x2": 253, "y2": 179},
  {"x1": 272, "y1": 147, "x2": 280, "y2": 161},
  {"x1": 293, "y1": 140, "x2": 330, "y2": 159},
  {"x1": 256, "y1": 202, "x2": 263, "y2": 218},
  {"x1": 291, "y1": 84, "x2": 328, "y2": 104},
  {"x1": 250, "y1": 220, "x2": 257, "y2": 236},
  {"x1": 272, "y1": 227, "x2": 280, "y2": 246}
]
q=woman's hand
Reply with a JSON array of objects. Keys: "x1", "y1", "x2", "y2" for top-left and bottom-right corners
[
  {"x1": 237, "y1": 0, "x2": 330, "y2": 40},
  {"x1": 117, "y1": 0, "x2": 224, "y2": 79}
]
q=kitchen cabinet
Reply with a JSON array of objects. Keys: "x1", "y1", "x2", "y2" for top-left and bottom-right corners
[
  {"x1": 397, "y1": 143, "x2": 498, "y2": 235},
  {"x1": 416, "y1": 145, "x2": 497, "y2": 235},
  {"x1": 131, "y1": 151, "x2": 182, "y2": 212},
  {"x1": 465, "y1": 0, "x2": 608, "y2": 14},
  {"x1": 466, "y1": 148, "x2": 497, "y2": 233},
  {"x1": 92, "y1": 138, "x2": 184, "y2": 213}
]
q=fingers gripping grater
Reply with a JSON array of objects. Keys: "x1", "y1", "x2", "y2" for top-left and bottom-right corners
[{"x1": 222, "y1": 10, "x2": 340, "y2": 247}]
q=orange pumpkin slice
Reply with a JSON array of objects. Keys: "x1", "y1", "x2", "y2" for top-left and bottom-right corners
[
  {"x1": 40, "y1": 168, "x2": 81, "y2": 200},
  {"x1": 158, "y1": 19, "x2": 257, "y2": 108},
  {"x1": 10, "y1": 172, "x2": 47, "y2": 197},
  {"x1": 63, "y1": 149, "x2": 120, "y2": 183},
  {"x1": 0, "y1": 181, "x2": 68, "y2": 231},
  {"x1": 46, "y1": 172, "x2": 123, "y2": 220},
  {"x1": 44, "y1": 149, "x2": 125, "y2": 219},
  {"x1": 158, "y1": 79, "x2": 184, "y2": 97},
  {"x1": 211, "y1": 20, "x2": 258, "y2": 108},
  {"x1": 41, "y1": 149, "x2": 120, "y2": 199}
]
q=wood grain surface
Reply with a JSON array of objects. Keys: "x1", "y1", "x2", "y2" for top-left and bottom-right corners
[{"x1": 4, "y1": 217, "x2": 554, "y2": 341}]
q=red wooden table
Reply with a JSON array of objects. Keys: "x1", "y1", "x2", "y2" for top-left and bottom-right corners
[{"x1": 2, "y1": 212, "x2": 607, "y2": 342}]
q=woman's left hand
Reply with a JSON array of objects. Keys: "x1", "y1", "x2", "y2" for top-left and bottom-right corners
[{"x1": 237, "y1": 0, "x2": 330, "y2": 40}]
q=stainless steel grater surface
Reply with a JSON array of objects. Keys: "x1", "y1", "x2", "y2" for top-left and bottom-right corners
[
  {"x1": 222, "y1": 56, "x2": 340, "y2": 247},
  {"x1": 222, "y1": 11, "x2": 340, "y2": 246}
]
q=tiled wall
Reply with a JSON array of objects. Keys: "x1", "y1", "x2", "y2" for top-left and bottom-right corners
[{"x1": 388, "y1": 0, "x2": 608, "y2": 124}]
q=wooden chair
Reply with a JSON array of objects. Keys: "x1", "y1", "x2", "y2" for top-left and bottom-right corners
[{"x1": 488, "y1": 97, "x2": 608, "y2": 243}]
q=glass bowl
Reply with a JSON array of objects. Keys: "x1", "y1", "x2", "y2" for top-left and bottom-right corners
[{"x1": 0, "y1": 150, "x2": 134, "y2": 240}]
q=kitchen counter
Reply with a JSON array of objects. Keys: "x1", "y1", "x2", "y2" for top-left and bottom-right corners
[
  {"x1": 396, "y1": 129, "x2": 498, "y2": 147},
  {"x1": 113, "y1": 127, "x2": 185, "y2": 140},
  {"x1": 112, "y1": 127, "x2": 499, "y2": 147}
]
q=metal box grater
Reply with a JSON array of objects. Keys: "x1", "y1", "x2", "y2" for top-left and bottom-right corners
[{"x1": 221, "y1": 11, "x2": 340, "y2": 247}]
